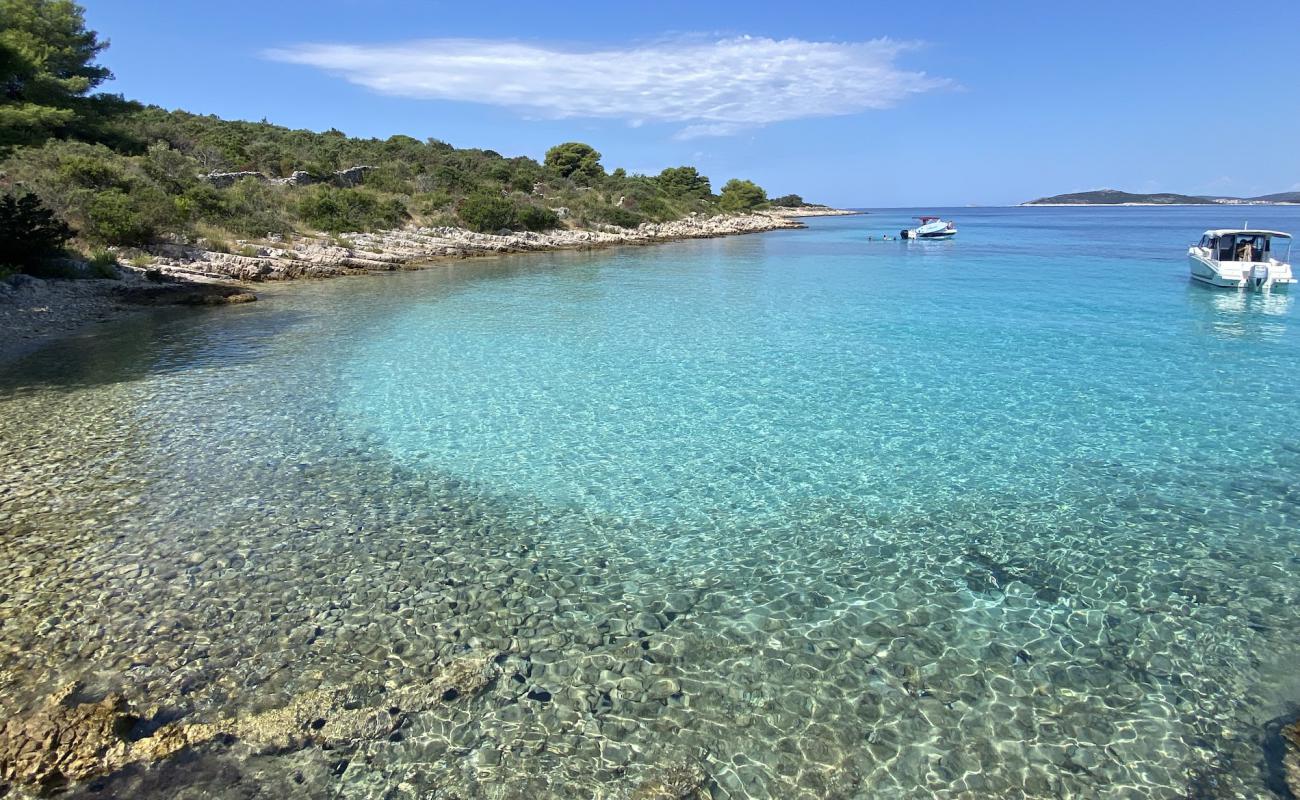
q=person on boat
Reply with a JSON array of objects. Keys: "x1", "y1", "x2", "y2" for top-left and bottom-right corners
[{"x1": 1236, "y1": 239, "x2": 1254, "y2": 262}]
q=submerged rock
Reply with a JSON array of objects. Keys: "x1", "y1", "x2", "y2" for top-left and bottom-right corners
[
  {"x1": 1285, "y1": 720, "x2": 1300, "y2": 797},
  {"x1": 630, "y1": 759, "x2": 710, "y2": 800},
  {"x1": 0, "y1": 653, "x2": 499, "y2": 796},
  {"x1": 0, "y1": 683, "x2": 133, "y2": 792}
]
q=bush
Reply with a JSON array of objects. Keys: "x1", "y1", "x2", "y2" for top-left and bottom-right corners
[
  {"x1": 87, "y1": 248, "x2": 119, "y2": 278},
  {"x1": 295, "y1": 185, "x2": 406, "y2": 233},
  {"x1": 770, "y1": 194, "x2": 805, "y2": 207},
  {"x1": 412, "y1": 190, "x2": 454, "y2": 217},
  {"x1": 0, "y1": 193, "x2": 74, "y2": 268},
  {"x1": 514, "y1": 203, "x2": 559, "y2": 232},
  {"x1": 457, "y1": 193, "x2": 515, "y2": 232},
  {"x1": 2, "y1": 140, "x2": 177, "y2": 244},
  {"x1": 83, "y1": 188, "x2": 164, "y2": 244},
  {"x1": 597, "y1": 206, "x2": 644, "y2": 229},
  {"x1": 205, "y1": 178, "x2": 290, "y2": 237},
  {"x1": 719, "y1": 179, "x2": 767, "y2": 212}
]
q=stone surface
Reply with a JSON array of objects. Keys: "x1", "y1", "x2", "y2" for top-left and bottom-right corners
[
  {"x1": 0, "y1": 683, "x2": 135, "y2": 793},
  {"x1": 146, "y1": 212, "x2": 809, "y2": 283},
  {"x1": 630, "y1": 760, "x2": 710, "y2": 800},
  {"x1": 0, "y1": 654, "x2": 498, "y2": 796},
  {"x1": 200, "y1": 165, "x2": 374, "y2": 190},
  {"x1": 1284, "y1": 720, "x2": 1300, "y2": 797}
]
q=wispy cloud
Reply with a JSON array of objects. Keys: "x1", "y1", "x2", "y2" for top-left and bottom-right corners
[{"x1": 265, "y1": 36, "x2": 948, "y2": 138}]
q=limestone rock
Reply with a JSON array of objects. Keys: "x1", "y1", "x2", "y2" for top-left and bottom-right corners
[
  {"x1": 0, "y1": 683, "x2": 135, "y2": 793},
  {"x1": 201, "y1": 171, "x2": 268, "y2": 189},
  {"x1": 145, "y1": 212, "x2": 806, "y2": 284},
  {"x1": 1284, "y1": 720, "x2": 1300, "y2": 797},
  {"x1": 630, "y1": 760, "x2": 710, "y2": 800},
  {"x1": 330, "y1": 165, "x2": 373, "y2": 187},
  {"x1": 0, "y1": 653, "x2": 499, "y2": 796}
]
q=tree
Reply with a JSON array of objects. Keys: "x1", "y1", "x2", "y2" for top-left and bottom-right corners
[
  {"x1": 719, "y1": 179, "x2": 767, "y2": 212},
  {"x1": 0, "y1": 0, "x2": 114, "y2": 148},
  {"x1": 770, "y1": 194, "x2": 805, "y2": 207},
  {"x1": 0, "y1": 192, "x2": 73, "y2": 268},
  {"x1": 544, "y1": 142, "x2": 603, "y2": 184},
  {"x1": 656, "y1": 166, "x2": 711, "y2": 199}
]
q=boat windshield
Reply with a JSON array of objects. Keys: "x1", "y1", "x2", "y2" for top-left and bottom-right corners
[{"x1": 1214, "y1": 233, "x2": 1290, "y2": 262}]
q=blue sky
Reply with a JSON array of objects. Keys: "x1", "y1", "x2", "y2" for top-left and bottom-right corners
[{"x1": 85, "y1": 0, "x2": 1300, "y2": 207}]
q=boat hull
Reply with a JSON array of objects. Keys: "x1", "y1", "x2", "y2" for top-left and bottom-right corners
[{"x1": 1188, "y1": 251, "x2": 1295, "y2": 290}]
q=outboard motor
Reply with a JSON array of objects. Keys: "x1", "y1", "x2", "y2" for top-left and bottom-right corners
[
  {"x1": 1248, "y1": 263, "x2": 1270, "y2": 290},
  {"x1": 900, "y1": 229, "x2": 913, "y2": 240}
]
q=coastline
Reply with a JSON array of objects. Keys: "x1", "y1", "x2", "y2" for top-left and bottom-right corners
[
  {"x1": 0, "y1": 209, "x2": 854, "y2": 366},
  {"x1": 1021, "y1": 202, "x2": 1300, "y2": 207}
]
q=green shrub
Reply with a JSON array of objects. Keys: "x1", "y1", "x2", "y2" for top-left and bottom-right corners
[
  {"x1": 597, "y1": 206, "x2": 644, "y2": 229},
  {"x1": 457, "y1": 193, "x2": 515, "y2": 233},
  {"x1": 208, "y1": 178, "x2": 291, "y2": 237},
  {"x1": 362, "y1": 162, "x2": 412, "y2": 194},
  {"x1": 87, "y1": 248, "x2": 119, "y2": 278},
  {"x1": 770, "y1": 194, "x2": 805, "y2": 207},
  {"x1": 83, "y1": 188, "x2": 162, "y2": 245},
  {"x1": 0, "y1": 193, "x2": 74, "y2": 269},
  {"x1": 3, "y1": 140, "x2": 176, "y2": 244},
  {"x1": 412, "y1": 190, "x2": 455, "y2": 217},
  {"x1": 142, "y1": 141, "x2": 200, "y2": 193},
  {"x1": 296, "y1": 186, "x2": 407, "y2": 233},
  {"x1": 514, "y1": 203, "x2": 560, "y2": 232}
]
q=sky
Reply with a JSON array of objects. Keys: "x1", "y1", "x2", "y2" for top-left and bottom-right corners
[{"x1": 83, "y1": 0, "x2": 1300, "y2": 207}]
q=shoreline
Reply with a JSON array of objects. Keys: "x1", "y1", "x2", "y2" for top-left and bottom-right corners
[
  {"x1": 1020, "y1": 202, "x2": 1300, "y2": 207},
  {"x1": 0, "y1": 209, "x2": 856, "y2": 366}
]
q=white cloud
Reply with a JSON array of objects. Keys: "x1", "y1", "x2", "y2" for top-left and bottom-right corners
[{"x1": 265, "y1": 35, "x2": 948, "y2": 138}]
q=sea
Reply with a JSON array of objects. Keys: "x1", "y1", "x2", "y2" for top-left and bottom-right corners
[{"x1": 1, "y1": 206, "x2": 1298, "y2": 798}]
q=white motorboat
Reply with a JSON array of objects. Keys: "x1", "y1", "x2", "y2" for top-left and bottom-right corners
[
  {"x1": 900, "y1": 216, "x2": 956, "y2": 239},
  {"x1": 1188, "y1": 228, "x2": 1294, "y2": 291}
]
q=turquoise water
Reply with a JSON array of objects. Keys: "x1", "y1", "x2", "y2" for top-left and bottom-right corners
[{"x1": 1, "y1": 207, "x2": 1299, "y2": 798}]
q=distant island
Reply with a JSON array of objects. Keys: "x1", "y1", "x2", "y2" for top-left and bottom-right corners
[{"x1": 1023, "y1": 188, "x2": 1300, "y2": 206}]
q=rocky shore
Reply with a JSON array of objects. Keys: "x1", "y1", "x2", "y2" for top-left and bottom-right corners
[
  {"x1": 144, "y1": 211, "x2": 811, "y2": 283},
  {"x1": 0, "y1": 210, "x2": 851, "y2": 363},
  {"x1": 0, "y1": 272, "x2": 255, "y2": 364}
]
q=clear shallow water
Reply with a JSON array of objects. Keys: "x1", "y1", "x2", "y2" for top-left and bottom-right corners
[{"x1": 2, "y1": 207, "x2": 1299, "y2": 798}]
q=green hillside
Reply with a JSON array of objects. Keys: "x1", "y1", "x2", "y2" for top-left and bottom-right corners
[{"x1": 0, "y1": 0, "x2": 786, "y2": 272}]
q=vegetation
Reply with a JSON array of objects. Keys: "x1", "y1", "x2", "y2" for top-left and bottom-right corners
[
  {"x1": 543, "y1": 142, "x2": 603, "y2": 185},
  {"x1": 0, "y1": 192, "x2": 73, "y2": 268},
  {"x1": 656, "y1": 166, "x2": 711, "y2": 199},
  {"x1": 0, "y1": 0, "x2": 819, "y2": 275},
  {"x1": 457, "y1": 192, "x2": 558, "y2": 233},
  {"x1": 770, "y1": 194, "x2": 805, "y2": 207},
  {"x1": 719, "y1": 179, "x2": 767, "y2": 212}
]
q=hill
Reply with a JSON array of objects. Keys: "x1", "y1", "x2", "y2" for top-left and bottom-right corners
[
  {"x1": 0, "y1": 0, "x2": 803, "y2": 274},
  {"x1": 1025, "y1": 188, "x2": 1300, "y2": 206},
  {"x1": 1246, "y1": 191, "x2": 1300, "y2": 204},
  {"x1": 1023, "y1": 189, "x2": 1215, "y2": 205}
]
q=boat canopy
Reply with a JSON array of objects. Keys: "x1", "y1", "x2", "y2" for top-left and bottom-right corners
[
  {"x1": 1202, "y1": 229, "x2": 1291, "y2": 238},
  {"x1": 915, "y1": 216, "x2": 941, "y2": 222},
  {"x1": 1197, "y1": 230, "x2": 1292, "y2": 262}
]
